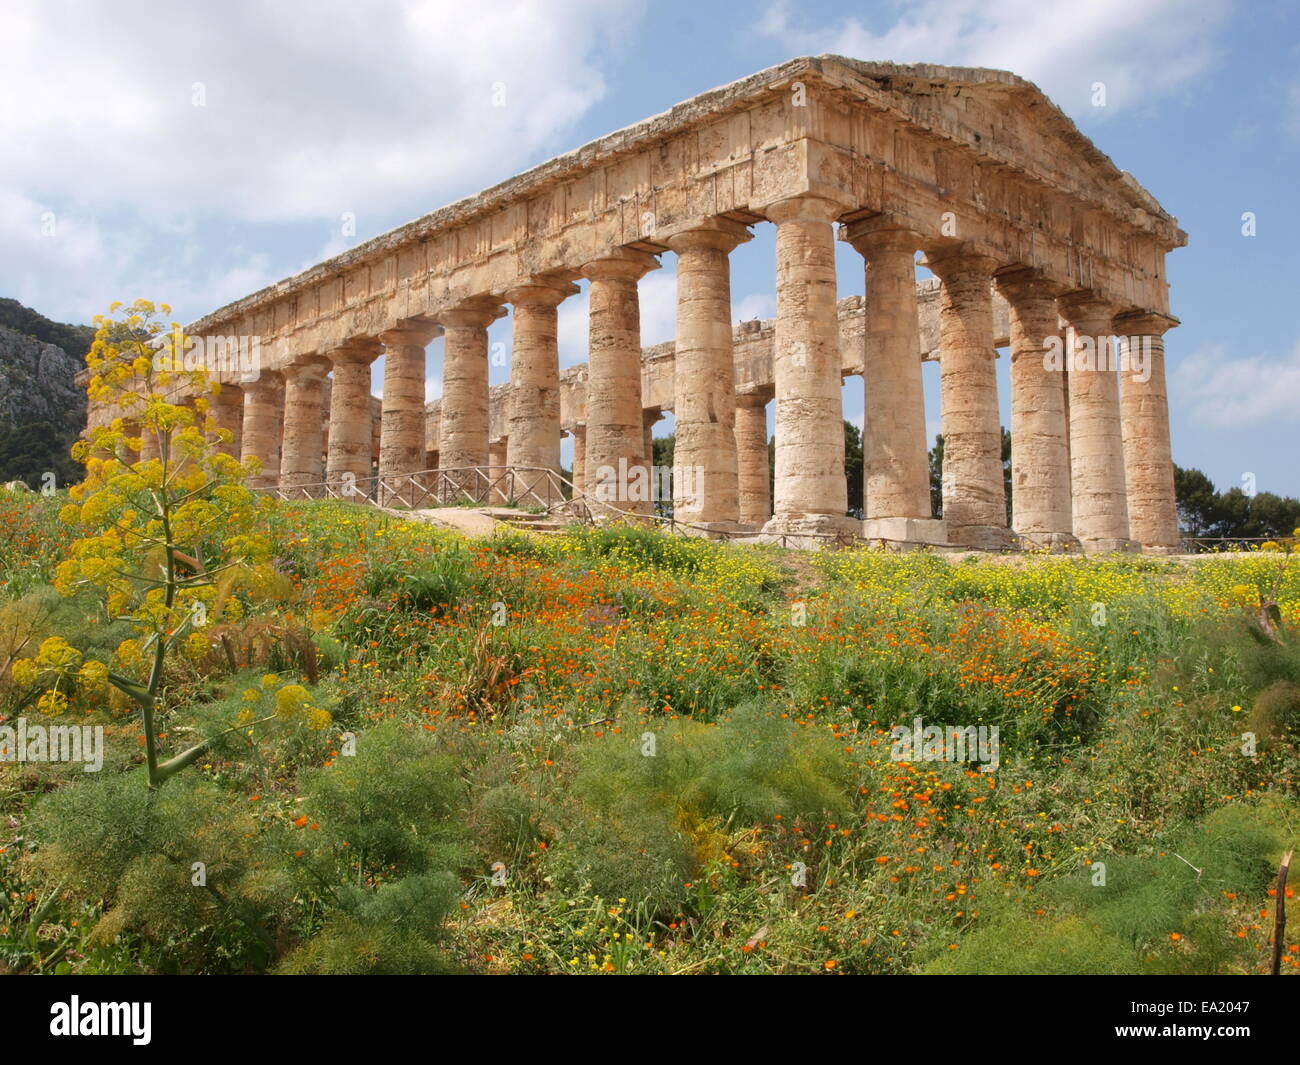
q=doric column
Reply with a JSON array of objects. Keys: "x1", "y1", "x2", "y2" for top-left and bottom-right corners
[
  {"x1": 280, "y1": 359, "x2": 329, "y2": 495},
  {"x1": 570, "y1": 427, "x2": 586, "y2": 497},
  {"x1": 438, "y1": 299, "x2": 503, "y2": 499},
  {"x1": 996, "y1": 269, "x2": 1077, "y2": 550},
  {"x1": 488, "y1": 440, "x2": 509, "y2": 503},
  {"x1": 579, "y1": 251, "x2": 660, "y2": 517},
  {"x1": 504, "y1": 278, "x2": 577, "y2": 506},
  {"x1": 378, "y1": 321, "x2": 440, "y2": 502},
  {"x1": 664, "y1": 221, "x2": 751, "y2": 526},
  {"x1": 643, "y1": 410, "x2": 661, "y2": 510},
  {"x1": 325, "y1": 342, "x2": 380, "y2": 498},
  {"x1": 241, "y1": 371, "x2": 284, "y2": 491},
  {"x1": 1115, "y1": 310, "x2": 1180, "y2": 553},
  {"x1": 734, "y1": 392, "x2": 771, "y2": 527},
  {"x1": 1058, "y1": 293, "x2": 1135, "y2": 552},
  {"x1": 926, "y1": 249, "x2": 1014, "y2": 550},
  {"x1": 763, "y1": 196, "x2": 853, "y2": 537},
  {"x1": 845, "y1": 222, "x2": 942, "y2": 543},
  {"x1": 209, "y1": 383, "x2": 244, "y2": 458}
]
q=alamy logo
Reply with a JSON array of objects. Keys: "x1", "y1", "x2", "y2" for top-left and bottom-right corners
[
  {"x1": 890, "y1": 717, "x2": 1000, "y2": 772},
  {"x1": 592, "y1": 462, "x2": 704, "y2": 505},
  {"x1": 149, "y1": 327, "x2": 263, "y2": 382},
  {"x1": 0, "y1": 718, "x2": 103, "y2": 772},
  {"x1": 1042, "y1": 334, "x2": 1152, "y2": 383},
  {"x1": 49, "y1": 996, "x2": 151, "y2": 1044}
]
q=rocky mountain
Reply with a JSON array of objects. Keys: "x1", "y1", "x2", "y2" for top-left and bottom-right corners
[{"x1": 0, "y1": 301, "x2": 92, "y2": 488}]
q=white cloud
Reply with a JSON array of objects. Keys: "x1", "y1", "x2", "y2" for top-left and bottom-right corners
[
  {"x1": 1171, "y1": 341, "x2": 1300, "y2": 429},
  {"x1": 756, "y1": 0, "x2": 1229, "y2": 116},
  {"x1": 0, "y1": 0, "x2": 637, "y2": 321}
]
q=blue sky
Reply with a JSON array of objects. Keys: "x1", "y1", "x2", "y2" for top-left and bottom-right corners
[{"x1": 2, "y1": 0, "x2": 1297, "y2": 494}]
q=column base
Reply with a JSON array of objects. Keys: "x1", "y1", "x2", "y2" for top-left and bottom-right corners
[
  {"x1": 861, "y1": 517, "x2": 949, "y2": 548},
  {"x1": 948, "y1": 524, "x2": 1020, "y2": 551},
  {"x1": 1079, "y1": 537, "x2": 1141, "y2": 555},
  {"x1": 1016, "y1": 530, "x2": 1083, "y2": 553},
  {"x1": 1139, "y1": 543, "x2": 1183, "y2": 556},
  {"x1": 757, "y1": 513, "x2": 860, "y2": 549}
]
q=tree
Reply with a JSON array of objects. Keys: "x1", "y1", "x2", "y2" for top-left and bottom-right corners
[
  {"x1": 843, "y1": 420, "x2": 863, "y2": 518},
  {"x1": 1174, "y1": 466, "x2": 1218, "y2": 535}
]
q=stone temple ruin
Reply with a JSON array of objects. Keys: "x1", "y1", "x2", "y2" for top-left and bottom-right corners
[{"x1": 88, "y1": 56, "x2": 1186, "y2": 552}]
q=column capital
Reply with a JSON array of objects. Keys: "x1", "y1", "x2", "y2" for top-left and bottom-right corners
[
  {"x1": 578, "y1": 248, "x2": 660, "y2": 283},
  {"x1": 437, "y1": 298, "x2": 506, "y2": 330},
  {"x1": 995, "y1": 267, "x2": 1067, "y2": 303},
  {"x1": 380, "y1": 318, "x2": 442, "y2": 347},
  {"x1": 1112, "y1": 309, "x2": 1179, "y2": 336},
  {"x1": 764, "y1": 195, "x2": 848, "y2": 225},
  {"x1": 245, "y1": 369, "x2": 284, "y2": 392},
  {"x1": 923, "y1": 245, "x2": 1001, "y2": 281},
  {"x1": 735, "y1": 387, "x2": 773, "y2": 408},
  {"x1": 281, "y1": 356, "x2": 331, "y2": 381},
  {"x1": 1058, "y1": 290, "x2": 1115, "y2": 326},
  {"x1": 841, "y1": 216, "x2": 922, "y2": 255},
  {"x1": 327, "y1": 340, "x2": 382, "y2": 366},
  {"x1": 663, "y1": 218, "x2": 752, "y2": 255},
  {"x1": 504, "y1": 277, "x2": 580, "y2": 309}
]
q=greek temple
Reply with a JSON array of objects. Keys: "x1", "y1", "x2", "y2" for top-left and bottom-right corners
[{"x1": 89, "y1": 57, "x2": 1185, "y2": 552}]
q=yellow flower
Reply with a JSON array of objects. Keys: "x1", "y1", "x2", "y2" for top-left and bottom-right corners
[
  {"x1": 274, "y1": 684, "x2": 312, "y2": 720},
  {"x1": 36, "y1": 690, "x2": 69, "y2": 717}
]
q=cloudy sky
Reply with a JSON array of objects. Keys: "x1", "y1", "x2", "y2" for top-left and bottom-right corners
[{"x1": 2, "y1": 0, "x2": 1296, "y2": 494}]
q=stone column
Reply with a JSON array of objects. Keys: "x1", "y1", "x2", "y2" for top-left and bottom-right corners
[
  {"x1": 845, "y1": 223, "x2": 942, "y2": 543},
  {"x1": 734, "y1": 392, "x2": 771, "y2": 527},
  {"x1": 1059, "y1": 294, "x2": 1135, "y2": 552},
  {"x1": 570, "y1": 427, "x2": 586, "y2": 497},
  {"x1": 665, "y1": 221, "x2": 751, "y2": 526},
  {"x1": 504, "y1": 279, "x2": 577, "y2": 506},
  {"x1": 208, "y1": 383, "x2": 244, "y2": 458},
  {"x1": 280, "y1": 360, "x2": 329, "y2": 495},
  {"x1": 378, "y1": 322, "x2": 439, "y2": 505},
  {"x1": 763, "y1": 196, "x2": 853, "y2": 538},
  {"x1": 241, "y1": 372, "x2": 284, "y2": 491},
  {"x1": 1115, "y1": 311, "x2": 1180, "y2": 553},
  {"x1": 438, "y1": 300, "x2": 503, "y2": 500},
  {"x1": 643, "y1": 410, "x2": 661, "y2": 511},
  {"x1": 488, "y1": 440, "x2": 509, "y2": 503},
  {"x1": 926, "y1": 249, "x2": 1014, "y2": 549},
  {"x1": 579, "y1": 251, "x2": 659, "y2": 517},
  {"x1": 996, "y1": 269, "x2": 1077, "y2": 550},
  {"x1": 326, "y1": 343, "x2": 380, "y2": 499}
]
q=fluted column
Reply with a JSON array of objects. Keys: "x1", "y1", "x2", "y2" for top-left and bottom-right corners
[
  {"x1": 570, "y1": 427, "x2": 586, "y2": 497},
  {"x1": 241, "y1": 372, "x2": 284, "y2": 491},
  {"x1": 1115, "y1": 311, "x2": 1180, "y2": 553},
  {"x1": 734, "y1": 393, "x2": 771, "y2": 527},
  {"x1": 209, "y1": 383, "x2": 244, "y2": 458},
  {"x1": 643, "y1": 410, "x2": 661, "y2": 510},
  {"x1": 764, "y1": 196, "x2": 853, "y2": 537},
  {"x1": 326, "y1": 343, "x2": 380, "y2": 498},
  {"x1": 438, "y1": 300, "x2": 503, "y2": 500},
  {"x1": 579, "y1": 251, "x2": 659, "y2": 517},
  {"x1": 665, "y1": 221, "x2": 751, "y2": 526},
  {"x1": 378, "y1": 322, "x2": 439, "y2": 504},
  {"x1": 280, "y1": 360, "x2": 329, "y2": 495},
  {"x1": 927, "y1": 249, "x2": 1014, "y2": 550},
  {"x1": 996, "y1": 269, "x2": 1077, "y2": 550},
  {"x1": 845, "y1": 223, "x2": 942, "y2": 543},
  {"x1": 1059, "y1": 294, "x2": 1135, "y2": 552},
  {"x1": 505, "y1": 279, "x2": 577, "y2": 506}
]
